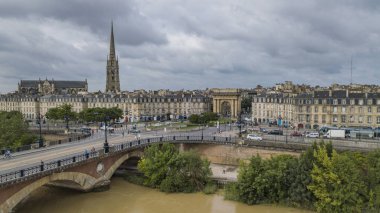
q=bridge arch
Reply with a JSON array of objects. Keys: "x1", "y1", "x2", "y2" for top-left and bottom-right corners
[{"x1": 2, "y1": 172, "x2": 98, "y2": 212}]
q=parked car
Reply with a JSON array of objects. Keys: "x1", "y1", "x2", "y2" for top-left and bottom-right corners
[
  {"x1": 247, "y1": 134, "x2": 262, "y2": 141},
  {"x1": 268, "y1": 130, "x2": 283, "y2": 135},
  {"x1": 130, "y1": 129, "x2": 140, "y2": 133},
  {"x1": 259, "y1": 128, "x2": 268, "y2": 133},
  {"x1": 305, "y1": 132, "x2": 319, "y2": 138},
  {"x1": 290, "y1": 131, "x2": 302, "y2": 137}
]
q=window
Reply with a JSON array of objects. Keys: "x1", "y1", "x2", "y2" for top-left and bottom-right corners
[
  {"x1": 333, "y1": 107, "x2": 337, "y2": 113},
  {"x1": 314, "y1": 115, "x2": 318, "y2": 122},
  {"x1": 341, "y1": 115, "x2": 346, "y2": 123},
  {"x1": 314, "y1": 107, "x2": 318, "y2": 113},
  {"x1": 359, "y1": 107, "x2": 363, "y2": 113},
  {"x1": 377, "y1": 116, "x2": 380, "y2": 124},
  {"x1": 322, "y1": 115, "x2": 326, "y2": 123},
  {"x1": 333, "y1": 115, "x2": 338, "y2": 122},
  {"x1": 350, "y1": 115, "x2": 355, "y2": 123},
  {"x1": 342, "y1": 107, "x2": 346, "y2": 113},
  {"x1": 322, "y1": 107, "x2": 327, "y2": 113},
  {"x1": 350, "y1": 107, "x2": 355, "y2": 113},
  {"x1": 342, "y1": 99, "x2": 347, "y2": 105},
  {"x1": 368, "y1": 107, "x2": 372, "y2": 113},
  {"x1": 368, "y1": 99, "x2": 373, "y2": 105},
  {"x1": 359, "y1": 116, "x2": 363, "y2": 123},
  {"x1": 333, "y1": 99, "x2": 338, "y2": 105},
  {"x1": 378, "y1": 107, "x2": 380, "y2": 113},
  {"x1": 359, "y1": 99, "x2": 364, "y2": 105},
  {"x1": 350, "y1": 99, "x2": 355, "y2": 105},
  {"x1": 368, "y1": 116, "x2": 372, "y2": 124}
]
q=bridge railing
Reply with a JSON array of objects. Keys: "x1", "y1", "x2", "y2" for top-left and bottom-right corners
[{"x1": 0, "y1": 135, "x2": 235, "y2": 186}]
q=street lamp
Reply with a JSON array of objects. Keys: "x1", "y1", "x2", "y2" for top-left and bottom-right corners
[
  {"x1": 64, "y1": 115, "x2": 69, "y2": 132},
  {"x1": 103, "y1": 116, "x2": 110, "y2": 153},
  {"x1": 37, "y1": 113, "x2": 43, "y2": 148},
  {"x1": 239, "y1": 111, "x2": 243, "y2": 138}
]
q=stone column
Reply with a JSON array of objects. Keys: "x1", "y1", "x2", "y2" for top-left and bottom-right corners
[{"x1": 231, "y1": 99, "x2": 235, "y2": 118}]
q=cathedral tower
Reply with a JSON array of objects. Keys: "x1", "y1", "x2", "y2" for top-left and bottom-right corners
[{"x1": 105, "y1": 22, "x2": 120, "y2": 93}]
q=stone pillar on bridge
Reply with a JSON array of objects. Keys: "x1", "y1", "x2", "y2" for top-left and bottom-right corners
[{"x1": 179, "y1": 143, "x2": 185, "y2": 152}]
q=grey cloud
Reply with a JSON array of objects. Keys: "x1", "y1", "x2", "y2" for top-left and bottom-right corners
[{"x1": 0, "y1": 0, "x2": 380, "y2": 92}]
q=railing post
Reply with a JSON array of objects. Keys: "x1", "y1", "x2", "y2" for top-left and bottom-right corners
[
  {"x1": 40, "y1": 163, "x2": 44, "y2": 172},
  {"x1": 121, "y1": 144, "x2": 124, "y2": 150},
  {"x1": 20, "y1": 169, "x2": 24, "y2": 177},
  {"x1": 73, "y1": 156, "x2": 76, "y2": 163},
  {"x1": 57, "y1": 160, "x2": 61, "y2": 167},
  {"x1": 173, "y1": 136, "x2": 176, "y2": 140}
]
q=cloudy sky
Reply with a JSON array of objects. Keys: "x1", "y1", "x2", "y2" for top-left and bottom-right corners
[{"x1": 0, "y1": 0, "x2": 379, "y2": 93}]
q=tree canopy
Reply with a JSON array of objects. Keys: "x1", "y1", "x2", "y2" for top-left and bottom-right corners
[
  {"x1": 188, "y1": 112, "x2": 218, "y2": 124},
  {"x1": 137, "y1": 143, "x2": 212, "y2": 193},
  {"x1": 78, "y1": 107, "x2": 123, "y2": 122},
  {"x1": 45, "y1": 104, "x2": 77, "y2": 121},
  {"x1": 0, "y1": 111, "x2": 37, "y2": 150}
]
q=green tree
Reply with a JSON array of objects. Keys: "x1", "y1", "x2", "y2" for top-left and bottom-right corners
[
  {"x1": 45, "y1": 104, "x2": 77, "y2": 121},
  {"x1": 308, "y1": 146, "x2": 366, "y2": 212},
  {"x1": 78, "y1": 107, "x2": 123, "y2": 122},
  {"x1": 138, "y1": 143, "x2": 178, "y2": 187},
  {"x1": 0, "y1": 111, "x2": 37, "y2": 149},
  {"x1": 287, "y1": 146, "x2": 316, "y2": 208},
  {"x1": 241, "y1": 97, "x2": 252, "y2": 112},
  {"x1": 160, "y1": 151, "x2": 211, "y2": 193}
]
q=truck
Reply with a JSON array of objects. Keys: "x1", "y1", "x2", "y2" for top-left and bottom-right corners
[{"x1": 323, "y1": 129, "x2": 345, "y2": 138}]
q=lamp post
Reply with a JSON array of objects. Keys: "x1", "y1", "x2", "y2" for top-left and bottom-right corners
[
  {"x1": 37, "y1": 113, "x2": 43, "y2": 148},
  {"x1": 239, "y1": 111, "x2": 242, "y2": 138},
  {"x1": 64, "y1": 115, "x2": 69, "y2": 132},
  {"x1": 103, "y1": 116, "x2": 110, "y2": 153}
]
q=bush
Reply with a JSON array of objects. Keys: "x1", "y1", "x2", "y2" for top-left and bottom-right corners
[
  {"x1": 203, "y1": 182, "x2": 218, "y2": 194},
  {"x1": 224, "y1": 182, "x2": 239, "y2": 201},
  {"x1": 123, "y1": 172, "x2": 145, "y2": 185}
]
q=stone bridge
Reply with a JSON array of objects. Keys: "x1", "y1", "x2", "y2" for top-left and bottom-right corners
[{"x1": 0, "y1": 135, "x2": 300, "y2": 213}]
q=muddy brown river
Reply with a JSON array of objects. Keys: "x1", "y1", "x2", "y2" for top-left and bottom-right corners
[{"x1": 17, "y1": 177, "x2": 312, "y2": 213}]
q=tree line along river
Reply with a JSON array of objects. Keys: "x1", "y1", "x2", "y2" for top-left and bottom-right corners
[{"x1": 17, "y1": 177, "x2": 312, "y2": 213}]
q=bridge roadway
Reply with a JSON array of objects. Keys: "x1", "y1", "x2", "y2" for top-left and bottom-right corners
[{"x1": 0, "y1": 127, "x2": 221, "y2": 175}]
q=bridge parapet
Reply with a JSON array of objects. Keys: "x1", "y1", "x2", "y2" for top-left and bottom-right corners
[{"x1": 0, "y1": 135, "x2": 236, "y2": 188}]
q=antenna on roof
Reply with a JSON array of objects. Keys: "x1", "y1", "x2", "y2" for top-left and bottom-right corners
[{"x1": 350, "y1": 56, "x2": 353, "y2": 85}]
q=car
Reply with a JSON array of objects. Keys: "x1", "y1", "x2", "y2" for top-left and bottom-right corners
[
  {"x1": 268, "y1": 130, "x2": 283, "y2": 135},
  {"x1": 305, "y1": 132, "x2": 319, "y2": 138},
  {"x1": 130, "y1": 129, "x2": 140, "y2": 133},
  {"x1": 80, "y1": 126, "x2": 92, "y2": 133},
  {"x1": 100, "y1": 126, "x2": 115, "y2": 133},
  {"x1": 247, "y1": 134, "x2": 262, "y2": 141},
  {"x1": 259, "y1": 128, "x2": 268, "y2": 133},
  {"x1": 290, "y1": 131, "x2": 303, "y2": 137}
]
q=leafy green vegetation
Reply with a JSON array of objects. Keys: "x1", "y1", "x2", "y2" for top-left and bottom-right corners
[
  {"x1": 225, "y1": 142, "x2": 380, "y2": 212},
  {"x1": 78, "y1": 107, "x2": 123, "y2": 122},
  {"x1": 136, "y1": 143, "x2": 212, "y2": 193},
  {"x1": 188, "y1": 112, "x2": 218, "y2": 124},
  {"x1": 45, "y1": 104, "x2": 77, "y2": 121},
  {"x1": 0, "y1": 111, "x2": 37, "y2": 149}
]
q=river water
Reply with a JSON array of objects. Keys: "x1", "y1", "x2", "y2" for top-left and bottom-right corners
[{"x1": 17, "y1": 178, "x2": 312, "y2": 213}]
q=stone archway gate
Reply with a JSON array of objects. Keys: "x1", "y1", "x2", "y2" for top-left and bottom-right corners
[
  {"x1": 212, "y1": 88, "x2": 241, "y2": 119},
  {"x1": 0, "y1": 135, "x2": 236, "y2": 213}
]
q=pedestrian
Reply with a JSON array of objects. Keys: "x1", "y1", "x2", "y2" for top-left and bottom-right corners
[
  {"x1": 84, "y1": 149, "x2": 89, "y2": 159},
  {"x1": 122, "y1": 131, "x2": 125, "y2": 137},
  {"x1": 40, "y1": 160, "x2": 44, "y2": 171}
]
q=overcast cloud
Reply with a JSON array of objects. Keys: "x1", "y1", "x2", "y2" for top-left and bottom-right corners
[{"x1": 0, "y1": 0, "x2": 379, "y2": 93}]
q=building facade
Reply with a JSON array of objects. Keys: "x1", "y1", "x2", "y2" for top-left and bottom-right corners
[
  {"x1": 252, "y1": 89, "x2": 380, "y2": 129},
  {"x1": 0, "y1": 92, "x2": 211, "y2": 122}
]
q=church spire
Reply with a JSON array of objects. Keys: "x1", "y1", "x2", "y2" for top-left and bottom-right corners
[
  {"x1": 105, "y1": 22, "x2": 120, "y2": 94},
  {"x1": 109, "y1": 21, "x2": 116, "y2": 58}
]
